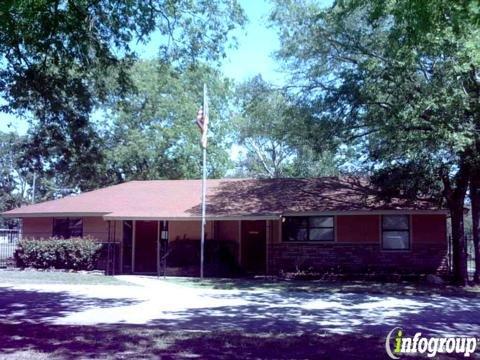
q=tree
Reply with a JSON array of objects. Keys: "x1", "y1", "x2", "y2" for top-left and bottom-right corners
[
  {"x1": 0, "y1": 131, "x2": 80, "y2": 226},
  {"x1": 234, "y1": 76, "x2": 339, "y2": 178},
  {"x1": 0, "y1": 132, "x2": 30, "y2": 227},
  {"x1": 270, "y1": 0, "x2": 480, "y2": 284},
  {"x1": 0, "y1": 0, "x2": 246, "y2": 190},
  {"x1": 102, "y1": 60, "x2": 234, "y2": 181}
]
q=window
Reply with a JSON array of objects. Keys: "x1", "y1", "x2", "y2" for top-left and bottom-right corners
[
  {"x1": 382, "y1": 215, "x2": 410, "y2": 250},
  {"x1": 283, "y1": 216, "x2": 334, "y2": 242},
  {"x1": 53, "y1": 218, "x2": 83, "y2": 239}
]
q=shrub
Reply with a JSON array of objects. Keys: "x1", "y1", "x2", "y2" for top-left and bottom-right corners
[{"x1": 15, "y1": 236, "x2": 102, "y2": 271}]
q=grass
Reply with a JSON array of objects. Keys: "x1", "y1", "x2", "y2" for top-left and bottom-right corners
[
  {"x1": 0, "y1": 273, "x2": 478, "y2": 359},
  {"x1": 0, "y1": 324, "x2": 466, "y2": 360},
  {"x1": 0, "y1": 269, "x2": 131, "y2": 286},
  {"x1": 3, "y1": 269, "x2": 479, "y2": 297},
  {"x1": 163, "y1": 275, "x2": 480, "y2": 298}
]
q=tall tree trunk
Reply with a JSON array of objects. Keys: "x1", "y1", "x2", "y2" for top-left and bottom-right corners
[
  {"x1": 443, "y1": 162, "x2": 469, "y2": 286},
  {"x1": 450, "y1": 201, "x2": 468, "y2": 285},
  {"x1": 470, "y1": 175, "x2": 480, "y2": 284}
]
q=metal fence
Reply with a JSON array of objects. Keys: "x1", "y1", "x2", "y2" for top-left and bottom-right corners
[
  {"x1": 448, "y1": 235, "x2": 476, "y2": 278},
  {"x1": 0, "y1": 229, "x2": 20, "y2": 268},
  {"x1": 466, "y1": 236, "x2": 475, "y2": 277},
  {"x1": 102, "y1": 242, "x2": 120, "y2": 275}
]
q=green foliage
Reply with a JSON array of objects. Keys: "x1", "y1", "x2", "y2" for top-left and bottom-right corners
[
  {"x1": 270, "y1": 0, "x2": 480, "y2": 192},
  {"x1": 0, "y1": 0, "x2": 245, "y2": 191},
  {"x1": 102, "y1": 60, "x2": 234, "y2": 181},
  {"x1": 270, "y1": 0, "x2": 480, "y2": 283},
  {"x1": 234, "y1": 76, "x2": 339, "y2": 178},
  {"x1": 0, "y1": 131, "x2": 30, "y2": 226},
  {"x1": 371, "y1": 162, "x2": 444, "y2": 202},
  {"x1": 15, "y1": 237, "x2": 102, "y2": 270}
]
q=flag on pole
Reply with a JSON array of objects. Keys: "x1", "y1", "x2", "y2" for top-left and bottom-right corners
[
  {"x1": 197, "y1": 84, "x2": 208, "y2": 278},
  {"x1": 196, "y1": 89, "x2": 209, "y2": 148}
]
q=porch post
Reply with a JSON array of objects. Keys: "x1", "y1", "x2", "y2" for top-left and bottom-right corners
[
  {"x1": 113, "y1": 220, "x2": 117, "y2": 275},
  {"x1": 157, "y1": 220, "x2": 160, "y2": 277},
  {"x1": 238, "y1": 220, "x2": 242, "y2": 265},
  {"x1": 265, "y1": 220, "x2": 270, "y2": 275},
  {"x1": 132, "y1": 220, "x2": 136, "y2": 273}
]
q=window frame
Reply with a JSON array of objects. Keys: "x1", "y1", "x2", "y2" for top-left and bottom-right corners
[
  {"x1": 381, "y1": 214, "x2": 411, "y2": 251},
  {"x1": 52, "y1": 217, "x2": 83, "y2": 239},
  {"x1": 282, "y1": 216, "x2": 335, "y2": 242}
]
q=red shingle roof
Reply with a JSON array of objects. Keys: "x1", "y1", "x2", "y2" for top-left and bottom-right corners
[{"x1": 2, "y1": 177, "x2": 445, "y2": 219}]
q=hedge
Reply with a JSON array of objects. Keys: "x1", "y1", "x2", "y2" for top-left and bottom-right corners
[{"x1": 15, "y1": 237, "x2": 102, "y2": 270}]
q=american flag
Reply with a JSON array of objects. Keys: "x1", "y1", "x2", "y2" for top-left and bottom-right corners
[{"x1": 196, "y1": 89, "x2": 209, "y2": 148}]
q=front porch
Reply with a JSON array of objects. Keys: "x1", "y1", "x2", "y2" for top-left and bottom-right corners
[{"x1": 106, "y1": 219, "x2": 278, "y2": 277}]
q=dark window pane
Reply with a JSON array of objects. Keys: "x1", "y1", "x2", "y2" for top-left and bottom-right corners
[
  {"x1": 383, "y1": 231, "x2": 409, "y2": 249},
  {"x1": 69, "y1": 219, "x2": 83, "y2": 237},
  {"x1": 309, "y1": 228, "x2": 334, "y2": 241},
  {"x1": 310, "y1": 216, "x2": 334, "y2": 228},
  {"x1": 53, "y1": 218, "x2": 82, "y2": 239},
  {"x1": 53, "y1": 219, "x2": 68, "y2": 238},
  {"x1": 283, "y1": 216, "x2": 335, "y2": 242},
  {"x1": 286, "y1": 227, "x2": 308, "y2": 241},
  {"x1": 286, "y1": 217, "x2": 308, "y2": 227}
]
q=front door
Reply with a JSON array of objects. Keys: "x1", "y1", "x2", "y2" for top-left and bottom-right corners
[
  {"x1": 134, "y1": 221, "x2": 158, "y2": 273},
  {"x1": 241, "y1": 221, "x2": 266, "y2": 275}
]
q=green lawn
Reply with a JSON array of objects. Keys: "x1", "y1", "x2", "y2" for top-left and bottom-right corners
[
  {"x1": 0, "y1": 325, "x2": 390, "y2": 360},
  {"x1": 164, "y1": 276, "x2": 480, "y2": 298},
  {"x1": 0, "y1": 270, "x2": 131, "y2": 286},
  {"x1": 0, "y1": 272, "x2": 478, "y2": 359},
  {"x1": 1, "y1": 270, "x2": 479, "y2": 297}
]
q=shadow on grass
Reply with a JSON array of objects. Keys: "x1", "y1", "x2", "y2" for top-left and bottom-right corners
[
  {"x1": 0, "y1": 322, "x2": 400, "y2": 360},
  {"x1": 0, "y1": 286, "x2": 479, "y2": 359},
  {"x1": 0, "y1": 323, "x2": 468, "y2": 359},
  {"x1": 0, "y1": 287, "x2": 138, "y2": 323},
  {"x1": 164, "y1": 276, "x2": 480, "y2": 298}
]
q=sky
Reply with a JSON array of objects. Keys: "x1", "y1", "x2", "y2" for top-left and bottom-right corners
[
  {"x1": 221, "y1": 0, "x2": 284, "y2": 85},
  {"x1": 0, "y1": 0, "x2": 283, "y2": 135}
]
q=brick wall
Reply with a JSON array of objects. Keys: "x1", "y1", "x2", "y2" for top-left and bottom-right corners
[
  {"x1": 268, "y1": 242, "x2": 447, "y2": 275},
  {"x1": 268, "y1": 214, "x2": 448, "y2": 275}
]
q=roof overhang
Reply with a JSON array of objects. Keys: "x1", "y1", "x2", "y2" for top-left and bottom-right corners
[
  {"x1": 102, "y1": 214, "x2": 282, "y2": 221},
  {"x1": 2, "y1": 209, "x2": 449, "y2": 220},
  {"x1": 282, "y1": 209, "x2": 449, "y2": 216},
  {"x1": 1, "y1": 212, "x2": 109, "y2": 218}
]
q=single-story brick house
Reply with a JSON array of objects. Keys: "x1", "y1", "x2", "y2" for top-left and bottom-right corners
[{"x1": 2, "y1": 177, "x2": 448, "y2": 276}]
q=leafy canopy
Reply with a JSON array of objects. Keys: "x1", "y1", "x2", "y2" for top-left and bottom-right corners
[
  {"x1": 103, "y1": 60, "x2": 234, "y2": 181},
  {"x1": 0, "y1": 0, "x2": 246, "y2": 188}
]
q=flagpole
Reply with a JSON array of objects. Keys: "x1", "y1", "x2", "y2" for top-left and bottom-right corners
[{"x1": 200, "y1": 83, "x2": 207, "y2": 279}]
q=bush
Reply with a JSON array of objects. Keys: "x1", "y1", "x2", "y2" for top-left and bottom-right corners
[{"x1": 15, "y1": 237, "x2": 102, "y2": 271}]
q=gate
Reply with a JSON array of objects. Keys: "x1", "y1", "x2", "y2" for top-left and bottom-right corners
[{"x1": 0, "y1": 229, "x2": 20, "y2": 268}]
